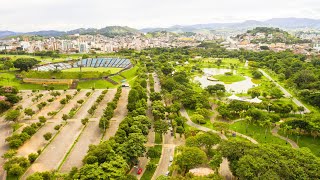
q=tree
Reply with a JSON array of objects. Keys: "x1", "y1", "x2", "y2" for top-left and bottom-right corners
[
  {"x1": 297, "y1": 106, "x2": 305, "y2": 116},
  {"x1": 206, "y1": 84, "x2": 226, "y2": 95},
  {"x1": 24, "y1": 108, "x2": 35, "y2": 117},
  {"x1": 5, "y1": 110, "x2": 21, "y2": 122},
  {"x1": 196, "y1": 132, "x2": 221, "y2": 153},
  {"x1": 175, "y1": 147, "x2": 207, "y2": 174},
  {"x1": 81, "y1": 118, "x2": 89, "y2": 125},
  {"x1": 13, "y1": 58, "x2": 39, "y2": 71},
  {"x1": 252, "y1": 70, "x2": 263, "y2": 79},
  {"x1": 154, "y1": 120, "x2": 169, "y2": 135},
  {"x1": 191, "y1": 114, "x2": 205, "y2": 124},
  {"x1": 161, "y1": 65, "x2": 174, "y2": 76},
  {"x1": 38, "y1": 116, "x2": 47, "y2": 123},
  {"x1": 43, "y1": 132, "x2": 52, "y2": 141},
  {"x1": 28, "y1": 153, "x2": 38, "y2": 163},
  {"x1": 3, "y1": 61, "x2": 13, "y2": 71},
  {"x1": 62, "y1": 114, "x2": 69, "y2": 121}
]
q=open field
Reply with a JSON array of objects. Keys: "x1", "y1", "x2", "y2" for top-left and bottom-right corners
[
  {"x1": 278, "y1": 131, "x2": 320, "y2": 157},
  {"x1": 77, "y1": 80, "x2": 117, "y2": 89},
  {"x1": 212, "y1": 74, "x2": 246, "y2": 84},
  {"x1": 0, "y1": 72, "x2": 68, "y2": 90},
  {"x1": 230, "y1": 121, "x2": 289, "y2": 146},
  {"x1": 62, "y1": 67, "x2": 122, "y2": 73}
]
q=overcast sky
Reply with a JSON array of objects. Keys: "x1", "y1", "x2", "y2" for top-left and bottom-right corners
[{"x1": 1, "y1": 0, "x2": 320, "y2": 32}]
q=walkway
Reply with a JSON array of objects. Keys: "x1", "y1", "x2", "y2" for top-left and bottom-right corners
[
  {"x1": 271, "y1": 126, "x2": 299, "y2": 149},
  {"x1": 259, "y1": 69, "x2": 310, "y2": 113}
]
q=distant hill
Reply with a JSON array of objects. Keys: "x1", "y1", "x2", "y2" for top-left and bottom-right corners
[
  {"x1": 1, "y1": 18, "x2": 320, "y2": 39},
  {"x1": 0, "y1": 31, "x2": 19, "y2": 38},
  {"x1": 67, "y1": 26, "x2": 139, "y2": 37},
  {"x1": 140, "y1": 18, "x2": 320, "y2": 33},
  {"x1": 0, "y1": 26, "x2": 139, "y2": 39}
]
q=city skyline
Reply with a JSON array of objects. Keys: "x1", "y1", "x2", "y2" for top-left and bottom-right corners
[{"x1": 1, "y1": 0, "x2": 320, "y2": 31}]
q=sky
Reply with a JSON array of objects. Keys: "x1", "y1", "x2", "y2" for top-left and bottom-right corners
[{"x1": 0, "y1": 0, "x2": 320, "y2": 32}]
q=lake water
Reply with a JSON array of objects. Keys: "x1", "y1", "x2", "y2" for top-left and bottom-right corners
[{"x1": 194, "y1": 68, "x2": 256, "y2": 93}]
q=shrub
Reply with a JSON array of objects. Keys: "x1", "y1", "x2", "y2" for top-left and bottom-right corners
[
  {"x1": 38, "y1": 116, "x2": 47, "y2": 123},
  {"x1": 28, "y1": 153, "x2": 38, "y2": 163},
  {"x1": 54, "y1": 124, "x2": 62, "y2": 130},
  {"x1": 81, "y1": 118, "x2": 89, "y2": 125},
  {"x1": 62, "y1": 114, "x2": 69, "y2": 121},
  {"x1": 77, "y1": 99, "x2": 84, "y2": 104},
  {"x1": 5, "y1": 110, "x2": 21, "y2": 122},
  {"x1": 43, "y1": 132, "x2": 52, "y2": 141}
]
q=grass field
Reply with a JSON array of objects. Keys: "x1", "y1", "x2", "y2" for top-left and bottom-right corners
[
  {"x1": 0, "y1": 72, "x2": 68, "y2": 90},
  {"x1": 278, "y1": 131, "x2": 320, "y2": 157},
  {"x1": 212, "y1": 74, "x2": 246, "y2": 84},
  {"x1": 62, "y1": 67, "x2": 122, "y2": 73},
  {"x1": 77, "y1": 80, "x2": 117, "y2": 89},
  {"x1": 230, "y1": 121, "x2": 289, "y2": 146}
]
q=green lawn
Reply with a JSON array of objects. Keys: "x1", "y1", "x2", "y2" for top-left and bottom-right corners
[
  {"x1": 121, "y1": 66, "x2": 138, "y2": 79},
  {"x1": 0, "y1": 72, "x2": 68, "y2": 90},
  {"x1": 154, "y1": 132, "x2": 162, "y2": 144},
  {"x1": 212, "y1": 74, "x2": 246, "y2": 84},
  {"x1": 230, "y1": 121, "x2": 289, "y2": 146},
  {"x1": 77, "y1": 80, "x2": 117, "y2": 89},
  {"x1": 62, "y1": 67, "x2": 122, "y2": 73},
  {"x1": 278, "y1": 131, "x2": 320, "y2": 157}
]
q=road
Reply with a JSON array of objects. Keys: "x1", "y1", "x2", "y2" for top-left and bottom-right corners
[
  {"x1": 151, "y1": 73, "x2": 177, "y2": 180},
  {"x1": 259, "y1": 69, "x2": 310, "y2": 113}
]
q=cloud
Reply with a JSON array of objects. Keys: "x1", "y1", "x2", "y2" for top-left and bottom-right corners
[{"x1": 0, "y1": 0, "x2": 319, "y2": 31}]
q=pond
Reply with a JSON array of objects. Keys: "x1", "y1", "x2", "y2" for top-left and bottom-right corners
[{"x1": 194, "y1": 68, "x2": 256, "y2": 93}]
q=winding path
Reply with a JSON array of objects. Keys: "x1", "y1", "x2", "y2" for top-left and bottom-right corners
[{"x1": 271, "y1": 126, "x2": 299, "y2": 149}]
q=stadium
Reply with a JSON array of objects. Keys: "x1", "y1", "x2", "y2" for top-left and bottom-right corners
[{"x1": 32, "y1": 58, "x2": 132, "y2": 71}]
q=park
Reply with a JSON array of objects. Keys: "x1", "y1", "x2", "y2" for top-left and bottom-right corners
[{"x1": 0, "y1": 46, "x2": 319, "y2": 180}]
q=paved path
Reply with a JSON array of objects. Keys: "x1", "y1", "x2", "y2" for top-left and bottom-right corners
[
  {"x1": 73, "y1": 90, "x2": 102, "y2": 119},
  {"x1": 59, "y1": 121, "x2": 101, "y2": 172},
  {"x1": 0, "y1": 123, "x2": 11, "y2": 179},
  {"x1": 21, "y1": 121, "x2": 84, "y2": 179},
  {"x1": 93, "y1": 89, "x2": 117, "y2": 118},
  {"x1": 60, "y1": 90, "x2": 117, "y2": 172},
  {"x1": 272, "y1": 126, "x2": 299, "y2": 149},
  {"x1": 34, "y1": 90, "x2": 75, "y2": 119},
  {"x1": 103, "y1": 88, "x2": 129, "y2": 140},
  {"x1": 53, "y1": 90, "x2": 89, "y2": 120},
  {"x1": 17, "y1": 121, "x2": 60, "y2": 157},
  {"x1": 259, "y1": 69, "x2": 310, "y2": 113},
  {"x1": 22, "y1": 90, "x2": 101, "y2": 179}
]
